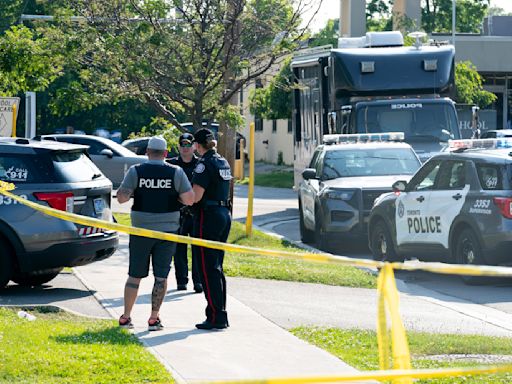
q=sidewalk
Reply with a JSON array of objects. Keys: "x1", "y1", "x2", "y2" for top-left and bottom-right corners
[{"x1": 74, "y1": 233, "x2": 363, "y2": 383}]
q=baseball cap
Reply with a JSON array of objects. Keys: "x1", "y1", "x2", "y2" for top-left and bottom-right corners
[
  {"x1": 147, "y1": 136, "x2": 167, "y2": 151},
  {"x1": 179, "y1": 132, "x2": 194, "y2": 146},
  {"x1": 194, "y1": 128, "x2": 215, "y2": 145}
]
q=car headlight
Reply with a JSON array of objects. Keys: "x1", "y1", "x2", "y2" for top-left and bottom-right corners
[{"x1": 322, "y1": 189, "x2": 355, "y2": 201}]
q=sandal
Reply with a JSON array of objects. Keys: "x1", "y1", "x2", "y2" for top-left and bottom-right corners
[
  {"x1": 119, "y1": 315, "x2": 133, "y2": 329},
  {"x1": 148, "y1": 317, "x2": 163, "y2": 332}
]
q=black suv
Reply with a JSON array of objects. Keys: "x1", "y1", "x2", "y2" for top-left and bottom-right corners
[
  {"x1": 369, "y1": 139, "x2": 512, "y2": 274},
  {"x1": 0, "y1": 138, "x2": 118, "y2": 288}
]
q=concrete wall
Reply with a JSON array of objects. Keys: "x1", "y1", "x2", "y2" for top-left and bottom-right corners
[
  {"x1": 340, "y1": 0, "x2": 366, "y2": 37},
  {"x1": 452, "y1": 35, "x2": 512, "y2": 72}
]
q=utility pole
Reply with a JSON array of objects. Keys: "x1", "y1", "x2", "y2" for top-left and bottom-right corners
[{"x1": 452, "y1": 0, "x2": 456, "y2": 45}]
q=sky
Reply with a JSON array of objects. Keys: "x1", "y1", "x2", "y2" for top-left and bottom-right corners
[{"x1": 308, "y1": 0, "x2": 512, "y2": 33}]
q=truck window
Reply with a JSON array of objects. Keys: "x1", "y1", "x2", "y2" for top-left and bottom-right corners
[{"x1": 356, "y1": 103, "x2": 459, "y2": 142}]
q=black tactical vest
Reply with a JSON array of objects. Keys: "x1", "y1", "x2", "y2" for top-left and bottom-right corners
[
  {"x1": 132, "y1": 163, "x2": 180, "y2": 213},
  {"x1": 204, "y1": 151, "x2": 232, "y2": 202}
]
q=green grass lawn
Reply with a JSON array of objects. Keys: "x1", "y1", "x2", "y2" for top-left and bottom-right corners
[
  {"x1": 113, "y1": 214, "x2": 376, "y2": 289},
  {"x1": 237, "y1": 170, "x2": 294, "y2": 188},
  {"x1": 0, "y1": 307, "x2": 173, "y2": 384},
  {"x1": 292, "y1": 327, "x2": 512, "y2": 383}
]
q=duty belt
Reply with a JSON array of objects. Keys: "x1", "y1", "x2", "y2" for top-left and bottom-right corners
[{"x1": 205, "y1": 200, "x2": 229, "y2": 207}]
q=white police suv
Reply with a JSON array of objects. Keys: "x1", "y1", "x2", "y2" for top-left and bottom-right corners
[
  {"x1": 298, "y1": 133, "x2": 421, "y2": 251},
  {"x1": 368, "y1": 138, "x2": 512, "y2": 273}
]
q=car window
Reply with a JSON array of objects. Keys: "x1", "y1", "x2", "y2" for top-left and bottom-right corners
[
  {"x1": 435, "y1": 161, "x2": 466, "y2": 190},
  {"x1": 476, "y1": 163, "x2": 503, "y2": 190},
  {"x1": 322, "y1": 147, "x2": 420, "y2": 180},
  {"x1": 72, "y1": 138, "x2": 113, "y2": 156},
  {"x1": 407, "y1": 160, "x2": 441, "y2": 191},
  {"x1": 309, "y1": 150, "x2": 321, "y2": 168},
  {"x1": 52, "y1": 150, "x2": 104, "y2": 183},
  {"x1": 0, "y1": 154, "x2": 54, "y2": 183}
]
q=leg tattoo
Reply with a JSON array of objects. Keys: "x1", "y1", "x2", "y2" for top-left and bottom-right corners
[{"x1": 151, "y1": 278, "x2": 167, "y2": 313}]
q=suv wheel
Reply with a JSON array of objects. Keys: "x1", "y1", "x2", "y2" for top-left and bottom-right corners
[
  {"x1": 299, "y1": 200, "x2": 314, "y2": 244},
  {"x1": 12, "y1": 269, "x2": 62, "y2": 287},
  {"x1": 370, "y1": 221, "x2": 403, "y2": 262},
  {"x1": 455, "y1": 228, "x2": 485, "y2": 285},
  {"x1": 314, "y1": 210, "x2": 329, "y2": 251},
  {"x1": 0, "y1": 239, "x2": 14, "y2": 289}
]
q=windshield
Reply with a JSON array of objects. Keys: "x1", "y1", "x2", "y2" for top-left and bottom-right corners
[
  {"x1": 356, "y1": 103, "x2": 460, "y2": 142},
  {"x1": 322, "y1": 148, "x2": 420, "y2": 179}
]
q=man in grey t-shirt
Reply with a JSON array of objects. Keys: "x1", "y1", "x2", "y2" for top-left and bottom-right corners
[{"x1": 117, "y1": 136, "x2": 194, "y2": 331}]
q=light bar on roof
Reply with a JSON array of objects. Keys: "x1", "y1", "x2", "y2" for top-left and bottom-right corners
[
  {"x1": 323, "y1": 132, "x2": 405, "y2": 145},
  {"x1": 448, "y1": 138, "x2": 512, "y2": 150}
]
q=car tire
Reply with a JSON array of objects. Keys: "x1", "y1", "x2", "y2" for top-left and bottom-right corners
[
  {"x1": 299, "y1": 200, "x2": 314, "y2": 244},
  {"x1": 0, "y1": 238, "x2": 14, "y2": 289},
  {"x1": 455, "y1": 228, "x2": 486, "y2": 285},
  {"x1": 12, "y1": 268, "x2": 62, "y2": 287},
  {"x1": 314, "y1": 210, "x2": 329, "y2": 252},
  {"x1": 370, "y1": 220, "x2": 403, "y2": 262}
]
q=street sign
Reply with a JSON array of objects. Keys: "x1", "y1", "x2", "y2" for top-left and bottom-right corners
[{"x1": 0, "y1": 97, "x2": 20, "y2": 137}]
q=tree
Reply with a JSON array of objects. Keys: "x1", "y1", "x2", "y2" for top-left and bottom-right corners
[
  {"x1": 41, "y1": 0, "x2": 319, "y2": 168},
  {"x1": 422, "y1": 0, "x2": 489, "y2": 33},
  {"x1": 366, "y1": 0, "x2": 393, "y2": 31},
  {"x1": 0, "y1": 25, "x2": 63, "y2": 97},
  {"x1": 455, "y1": 61, "x2": 496, "y2": 108}
]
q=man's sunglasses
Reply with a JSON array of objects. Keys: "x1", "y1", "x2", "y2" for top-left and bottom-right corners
[{"x1": 180, "y1": 142, "x2": 193, "y2": 148}]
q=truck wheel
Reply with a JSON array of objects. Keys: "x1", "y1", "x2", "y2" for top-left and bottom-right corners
[
  {"x1": 299, "y1": 201, "x2": 314, "y2": 244},
  {"x1": 0, "y1": 239, "x2": 14, "y2": 289},
  {"x1": 12, "y1": 269, "x2": 62, "y2": 287},
  {"x1": 314, "y1": 211, "x2": 329, "y2": 252},
  {"x1": 455, "y1": 228, "x2": 486, "y2": 285},
  {"x1": 370, "y1": 221, "x2": 402, "y2": 262}
]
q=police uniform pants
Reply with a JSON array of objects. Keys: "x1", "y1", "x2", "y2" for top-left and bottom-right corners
[
  {"x1": 192, "y1": 206, "x2": 231, "y2": 325},
  {"x1": 174, "y1": 213, "x2": 201, "y2": 286}
]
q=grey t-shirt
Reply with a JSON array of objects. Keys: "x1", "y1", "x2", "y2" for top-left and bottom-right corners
[{"x1": 119, "y1": 160, "x2": 191, "y2": 232}]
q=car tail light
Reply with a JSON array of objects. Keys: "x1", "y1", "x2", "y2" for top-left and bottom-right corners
[
  {"x1": 493, "y1": 197, "x2": 512, "y2": 219},
  {"x1": 34, "y1": 192, "x2": 74, "y2": 212}
]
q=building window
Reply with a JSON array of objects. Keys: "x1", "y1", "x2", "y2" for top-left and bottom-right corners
[
  {"x1": 287, "y1": 119, "x2": 292, "y2": 133},
  {"x1": 272, "y1": 120, "x2": 277, "y2": 133}
]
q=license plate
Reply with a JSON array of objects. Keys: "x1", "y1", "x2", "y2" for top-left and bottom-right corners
[{"x1": 94, "y1": 198, "x2": 105, "y2": 215}]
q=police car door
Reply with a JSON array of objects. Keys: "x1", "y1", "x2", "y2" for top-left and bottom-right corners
[
  {"x1": 300, "y1": 149, "x2": 323, "y2": 228},
  {"x1": 425, "y1": 160, "x2": 469, "y2": 250},
  {"x1": 395, "y1": 160, "x2": 441, "y2": 247}
]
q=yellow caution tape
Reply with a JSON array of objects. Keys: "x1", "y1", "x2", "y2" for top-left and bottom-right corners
[
  {"x1": 377, "y1": 264, "x2": 411, "y2": 383},
  {"x1": 2, "y1": 180, "x2": 512, "y2": 278},
  {"x1": 199, "y1": 363, "x2": 512, "y2": 383}
]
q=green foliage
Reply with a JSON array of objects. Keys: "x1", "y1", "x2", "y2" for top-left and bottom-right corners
[
  {"x1": 366, "y1": 0, "x2": 393, "y2": 31},
  {"x1": 216, "y1": 104, "x2": 246, "y2": 130},
  {"x1": 422, "y1": 0, "x2": 489, "y2": 33},
  {"x1": 0, "y1": 307, "x2": 173, "y2": 383},
  {"x1": 308, "y1": 19, "x2": 338, "y2": 48},
  {"x1": 455, "y1": 61, "x2": 497, "y2": 108},
  {"x1": 249, "y1": 57, "x2": 293, "y2": 120},
  {"x1": 0, "y1": 25, "x2": 63, "y2": 96},
  {"x1": 237, "y1": 170, "x2": 294, "y2": 188},
  {"x1": 128, "y1": 117, "x2": 181, "y2": 150},
  {"x1": 293, "y1": 327, "x2": 512, "y2": 383}
]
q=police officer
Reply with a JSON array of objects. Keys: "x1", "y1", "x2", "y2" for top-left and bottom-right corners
[
  {"x1": 191, "y1": 128, "x2": 232, "y2": 330},
  {"x1": 168, "y1": 132, "x2": 203, "y2": 293},
  {"x1": 117, "y1": 136, "x2": 194, "y2": 331}
]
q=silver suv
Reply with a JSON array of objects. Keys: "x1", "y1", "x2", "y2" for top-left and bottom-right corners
[{"x1": 0, "y1": 138, "x2": 118, "y2": 288}]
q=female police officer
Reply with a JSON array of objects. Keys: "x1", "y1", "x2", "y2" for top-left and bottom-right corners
[{"x1": 191, "y1": 128, "x2": 232, "y2": 330}]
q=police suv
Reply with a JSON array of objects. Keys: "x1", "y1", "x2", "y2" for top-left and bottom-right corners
[
  {"x1": 0, "y1": 138, "x2": 118, "y2": 289},
  {"x1": 368, "y1": 138, "x2": 512, "y2": 273},
  {"x1": 298, "y1": 133, "x2": 421, "y2": 251}
]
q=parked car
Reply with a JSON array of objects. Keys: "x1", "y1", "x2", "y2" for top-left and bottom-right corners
[
  {"x1": 35, "y1": 134, "x2": 147, "y2": 188},
  {"x1": 480, "y1": 129, "x2": 512, "y2": 139},
  {"x1": 298, "y1": 134, "x2": 421, "y2": 251},
  {"x1": 122, "y1": 137, "x2": 177, "y2": 158},
  {"x1": 0, "y1": 137, "x2": 118, "y2": 288},
  {"x1": 368, "y1": 138, "x2": 512, "y2": 282}
]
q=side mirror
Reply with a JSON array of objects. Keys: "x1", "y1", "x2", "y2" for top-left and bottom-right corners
[
  {"x1": 392, "y1": 180, "x2": 407, "y2": 193},
  {"x1": 302, "y1": 168, "x2": 317, "y2": 181},
  {"x1": 100, "y1": 149, "x2": 114, "y2": 158}
]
